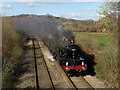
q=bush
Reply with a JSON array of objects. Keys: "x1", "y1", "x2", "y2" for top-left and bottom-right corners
[
  {"x1": 74, "y1": 32, "x2": 118, "y2": 88},
  {"x1": 2, "y1": 17, "x2": 26, "y2": 88}
]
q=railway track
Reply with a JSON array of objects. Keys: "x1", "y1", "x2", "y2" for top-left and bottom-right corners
[
  {"x1": 79, "y1": 76, "x2": 94, "y2": 89},
  {"x1": 32, "y1": 38, "x2": 39, "y2": 89},
  {"x1": 56, "y1": 60, "x2": 94, "y2": 89},
  {"x1": 32, "y1": 38, "x2": 54, "y2": 89},
  {"x1": 32, "y1": 37, "x2": 94, "y2": 89},
  {"x1": 55, "y1": 60, "x2": 77, "y2": 89}
]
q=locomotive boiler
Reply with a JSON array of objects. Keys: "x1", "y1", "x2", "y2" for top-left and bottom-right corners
[{"x1": 54, "y1": 40, "x2": 87, "y2": 74}]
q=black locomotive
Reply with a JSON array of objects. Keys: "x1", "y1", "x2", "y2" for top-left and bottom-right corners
[{"x1": 54, "y1": 40, "x2": 87, "y2": 74}]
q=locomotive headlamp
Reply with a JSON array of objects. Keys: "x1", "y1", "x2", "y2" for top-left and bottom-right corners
[
  {"x1": 66, "y1": 67, "x2": 71, "y2": 71},
  {"x1": 70, "y1": 40, "x2": 74, "y2": 43},
  {"x1": 82, "y1": 67, "x2": 86, "y2": 71}
]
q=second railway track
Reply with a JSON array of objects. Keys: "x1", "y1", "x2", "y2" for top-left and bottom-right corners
[
  {"x1": 32, "y1": 38, "x2": 54, "y2": 89},
  {"x1": 32, "y1": 37, "x2": 94, "y2": 89}
]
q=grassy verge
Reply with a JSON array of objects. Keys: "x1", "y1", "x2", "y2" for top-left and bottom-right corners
[
  {"x1": 74, "y1": 32, "x2": 118, "y2": 88},
  {"x1": 2, "y1": 17, "x2": 27, "y2": 88}
]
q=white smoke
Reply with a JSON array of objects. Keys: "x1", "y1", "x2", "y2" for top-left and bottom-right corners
[{"x1": 45, "y1": 51, "x2": 55, "y2": 61}]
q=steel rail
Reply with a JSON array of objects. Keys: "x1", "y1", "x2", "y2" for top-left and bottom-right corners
[
  {"x1": 55, "y1": 61, "x2": 77, "y2": 90},
  {"x1": 79, "y1": 76, "x2": 94, "y2": 90},
  {"x1": 32, "y1": 38, "x2": 39, "y2": 90},
  {"x1": 36, "y1": 39, "x2": 55, "y2": 90}
]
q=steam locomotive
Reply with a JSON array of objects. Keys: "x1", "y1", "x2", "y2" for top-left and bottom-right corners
[{"x1": 54, "y1": 40, "x2": 87, "y2": 74}]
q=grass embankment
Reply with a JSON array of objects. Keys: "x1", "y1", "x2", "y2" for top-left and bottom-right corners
[
  {"x1": 74, "y1": 32, "x2": 118, "y2": 88},
  {"x1": 2, "y1": 17, "x2": 26, "y2": 88}
]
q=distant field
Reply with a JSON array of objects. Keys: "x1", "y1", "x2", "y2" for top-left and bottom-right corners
[{"x1": 73, "y1": 32, "x2": 118, "y2": 88}]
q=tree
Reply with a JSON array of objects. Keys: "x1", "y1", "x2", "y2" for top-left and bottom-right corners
[
  {"x1": 98, "y1": 1, "x2": 118, "y2": 16},
  {"x1": 97, "y1": 1, "x2": 119, "y2": 32}
]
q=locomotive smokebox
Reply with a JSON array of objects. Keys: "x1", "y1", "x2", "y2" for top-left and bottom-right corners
[{"x1": 65, "y1": 44, "x2": 80, "y2": 59}]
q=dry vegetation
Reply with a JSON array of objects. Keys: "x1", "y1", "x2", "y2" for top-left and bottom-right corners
[
  {"x1": 2, "y1": 17, "x2": 26, "y2": 88},
  {"x1": 74, "y1": 32, "x2": 118, "y2": 88}
]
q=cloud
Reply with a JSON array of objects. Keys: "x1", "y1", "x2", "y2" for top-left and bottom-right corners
[
  {"x1": 88, "y1": 8, "x2": 92, "y2": 11},
  {"x1": 0, "y1": 0, "x2": 74, "y2": 2},
  {"x1": 61, "y1": 13, "x2": 100, "y2": 20},
  {"x1": 66, "y1": 13, "x2": 82, "y2": 17},
  {"x1": 25, "y1": 3, "x2": 39, "y2": 7},
  {"x1": 74, "y1": 0, "x2": 119, "y2": 2},
  {"x1": 0, "y1": 12, "x2": 1, "y2": 15},
  {"x1": 61, "y1": 13, "x2": 83, "y2": 20},
  {"x1": 0, "y1": 3, "x2": 12, "y2": 9},
  {"x1": 75, "y1": 0, "x2": 104, "y2": 2},
  {"x1": 0, "y1": 0, "x2": 119, "y2": 2},
  {"x1": 0, "y1": 10, "x2": 6, "y2": 16},
  {"x1": 97, "y1": 14, "x2": 105, "y2": 18}
]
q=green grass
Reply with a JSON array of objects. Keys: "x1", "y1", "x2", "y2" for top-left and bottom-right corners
[{"x1": 74, "y1": 32, "x2": 118, "y2": 88}]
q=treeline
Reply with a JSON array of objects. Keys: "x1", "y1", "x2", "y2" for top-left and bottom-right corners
[
  {"x1": 54, "y1": 17, "x2": 96, "y2": 32},
  {"x1": 44, "y1": 11, "x2": 118, "y2": 33},
  {"x1": 51, "y1": 13, "x2": 118, "y2": 33},
  {"x1": 13, "y1": 12, "x2": 118, "y2": 33}
]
